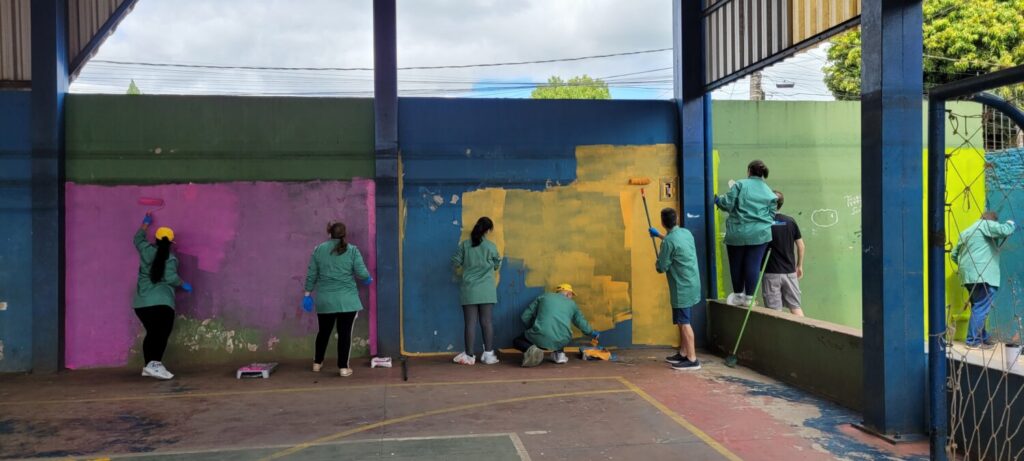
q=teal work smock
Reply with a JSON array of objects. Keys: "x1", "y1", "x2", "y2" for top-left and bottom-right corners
[
  {"x1": 715, "y1": 177, "x2": 777, "y2": 246},
  {"x1": 656, "y1": 226, "x2": 702, "y2": 309},
  {"x1": 521, "y1": 293, "x2": 595, "y2": 351},
  {"x1": 304, "y1": 241, "x2": 370, "y2": 314},
  {"x1": 132, "y1": 229, "x2": 183, "y2": 309},
  {"x1": 451, "y1": 238, "x2": 502, "y2": 305},
  {"x1": 951, "y1": 219, "x2": 1016, "y2": 287}
]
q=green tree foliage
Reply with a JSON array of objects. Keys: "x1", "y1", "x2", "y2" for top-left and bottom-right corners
[
  {"x1": 530, "y1": 75, "x2": 611, "y2": 100},
  {"x1": 126, "y1": 79, "x2": 142, "y2": 95},
  {"x1": 824, "y1": 0, "x2": 1024, "y2": 100}
]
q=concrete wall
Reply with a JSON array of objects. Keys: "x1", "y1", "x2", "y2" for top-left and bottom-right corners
[
  {"x1": 707, "y1": 300, "x2": 863, "y2": 410},
  {"x1": 984, "y1": 147, "x2": 1024, "y2": 343},
  {"x1": 63, "y1": 95, "x2": 376, "y2": 368},
  {"x1": 0, "y1": 91, "x2": 33, "y2": 372},
  {"x1": 398, "y1": 98, "x2": 680, "y2": 353}
]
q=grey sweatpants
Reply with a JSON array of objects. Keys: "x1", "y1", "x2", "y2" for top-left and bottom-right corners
[{"x1": 762, "y1": 273, "x2": 801, "y2": 309}]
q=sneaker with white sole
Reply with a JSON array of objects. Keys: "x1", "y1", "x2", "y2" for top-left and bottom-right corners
[
  {"x1": 453, "y1": 352, "x2": 476, "y2": 365},
  {"x1": 671, "y1": 359, "x2": 702, "y2": 371},
  {"x1": 339, "y1": 368, "x2": 353, "y2": 377},
  {"x1": 725, "y1": 293, "x2": 744, "y2": 306},
  {"x1": 522, "y1": 345, "x2": 544, "y2": 367},
  {"x1": 665, "y1": 353, "x2": 686, "y2": 364},
  {"x1": 142, "y1": 361, "x2": 174, "y2": 380},
  {"x1": 312, "y1": 363, "x2": 322, "y2": 372},
  {"x1": 480, "y1": 350, "x2": 499, "y2": 365},
  {"x1": 553, "y1": 351, "x2": 569, "y2": 364}
]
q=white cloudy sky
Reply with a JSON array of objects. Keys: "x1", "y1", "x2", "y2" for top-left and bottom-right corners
[{"x1": 72, "y1": 0, "x2": 834, "y2": 100}]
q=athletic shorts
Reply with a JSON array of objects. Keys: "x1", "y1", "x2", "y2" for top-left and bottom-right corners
[
  {"x1": 672, "y1": 307, "x2": 691, "y2": 325},
  {"x1": 763, "y1": 273, "x2": 801, "y2": 309}
]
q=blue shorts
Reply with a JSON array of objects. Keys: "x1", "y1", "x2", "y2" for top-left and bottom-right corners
[{"x1": 672, "y1": 307, "x2": 691, "y2": 325}]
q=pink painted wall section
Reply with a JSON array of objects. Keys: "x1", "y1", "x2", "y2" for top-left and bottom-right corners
[{"x1": 65, "y1": 180, "x2": 376, "y2": 369}]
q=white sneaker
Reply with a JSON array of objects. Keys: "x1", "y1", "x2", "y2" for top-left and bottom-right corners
[
  {"x1": 339, "y1": 368, "x2": 353, "y2": 377},
  {"x1": 480, "y1": 350, "x2": 499, "y2": 365},
  {"x1": 142, "y1": 361, "x2": 174, "y2": 380},
  {"x1": 553, "y1": 352, "x2": 569, "y2": 364},
  {"x1": 726, "y1": 293, "x2": 744, "y2": 306},
  {"x1": 453, "y1": 352, "x2": 476, "y2": 365}
]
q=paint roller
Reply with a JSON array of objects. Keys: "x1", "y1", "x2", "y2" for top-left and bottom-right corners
[
  {"x1": 138, "y1": 197, "x2": 165, "y2": 213},
  {"x1": 639, "y1": 188, "x2": 659, "y2": 257}
]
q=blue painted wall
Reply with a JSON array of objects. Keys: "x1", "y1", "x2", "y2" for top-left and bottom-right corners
[
  {"x1": 399, "y1": 98, "x2": 678, "y2": 353},
  {"x1": 985, "y1": 147, "x2": 1024, "y2": 342},
  {"x1": 0, "y1": 91, "x2": 33, "y2": 372}
]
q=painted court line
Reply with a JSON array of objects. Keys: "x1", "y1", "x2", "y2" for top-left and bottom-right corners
[
  {"x1": 259, "y1": 388, "x2": 631, "y2": 460},
  {"x1": 1, "y1": 375, "x2": 623, "y2": 407},
  {"x1": 71, "y1": 433, "x2": 529, "y2": 461},
  {"x1": 616, "y1": 376, "x2": 743, "y2": 461}
]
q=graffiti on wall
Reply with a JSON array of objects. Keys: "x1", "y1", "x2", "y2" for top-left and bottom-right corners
[{"x1": 64, "y1": 180, "x2": 376, "y2": 368}]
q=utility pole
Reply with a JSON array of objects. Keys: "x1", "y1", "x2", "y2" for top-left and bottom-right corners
[{"x1": 750, "y1": 71, "x2": 765, "y2": 100}]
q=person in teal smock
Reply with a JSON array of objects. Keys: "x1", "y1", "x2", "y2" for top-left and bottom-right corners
[
  {"x1": 715, "y1": 160, "x2": 777, "y2": 306},
  {"x1": 132, "y1": 212, "x2": 192, "y2": 380},
  {"x1": 951, "y1": 211, "x2": 1016, "y2": 348},
  {"x1": 649, "y1": 207, "x2": 702, "y2": 371},
  {"x1": 513, "y1": 284, "x2": 599, "y2": 367},
  {"x1": 451, "y1": 217, "x2": 502, "y2": 366},
  {"x1": 304, "y1": 222, "x2": 372, "y2": 377}
]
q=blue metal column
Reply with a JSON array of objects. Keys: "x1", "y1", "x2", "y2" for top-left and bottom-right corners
[
  {"x1": 673, "y1": 0, "x2": 712, "y2": 343},
  {"x1": 926, "y1": 98, "x2": 949, "y2": 460},
  {"x1": 373, "y1": 0, "x2": 400, "y2": 356},
  {"x1": 859, "y1": 0, "x2": 926, "y2": 438},
  {"x1": 30, "y1": 0, "x2": 69, "y2": 373}
]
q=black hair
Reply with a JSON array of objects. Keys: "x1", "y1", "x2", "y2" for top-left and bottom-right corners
[
  {"x1": 748, "y1": 160, "x2": 769, "y2": 178},
  {"x1": 471, "y1": 217, "x2": 494, "y2": 247},
  {"x1": 149, "y1": 238, "x2": 172, "y2": 284},
  {"x1": 660, "y1": 208, "x2": 678, "y2": 229},
  {"x1": 774, "y1": 190, "x2": 784, "y2": 210},
  {"x1": 328, "y1": 222, "x2": 348, "y2": 255}
]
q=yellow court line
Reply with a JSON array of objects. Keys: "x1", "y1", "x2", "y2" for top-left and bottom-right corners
[
  {"x1": 616, "y1": 377, "x2": 743, "y2": 461},
  {"x1": 260, "y1": 388, "x2": 631, "y2": 460},
  {"x1": 1, "y1": 375, "x2": 623, "y2": 407}
]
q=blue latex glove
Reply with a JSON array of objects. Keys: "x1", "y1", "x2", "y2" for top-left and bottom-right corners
[
  {"x1": 648, "y1": 227, "x2": 661, "y2": 238},
  {"x1": 142, "y1": 214, "x2": 153, "y2": 225},
  {"x1": 362, "y1": 276, "x2": 373, "y2": 287},
  {"x1": 592, "y1": 331, "x2": 601, "y2": 339},
  {"x1": 302, "y1": 295, "x2": 314, "y2": 312},
  {"x1": 181, "y1": 282, "x2": 193, "y2": 293}
]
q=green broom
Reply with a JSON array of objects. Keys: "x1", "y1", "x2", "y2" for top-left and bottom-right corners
[{"x1": 724, "y1": 248, "x2": 772, "y2": 368}]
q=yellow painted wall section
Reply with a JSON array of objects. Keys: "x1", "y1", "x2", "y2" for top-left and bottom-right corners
[{"x1": 461, "y1": 144, "x2": 680, "y2": 346}]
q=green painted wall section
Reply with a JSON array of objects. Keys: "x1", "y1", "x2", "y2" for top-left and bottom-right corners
[
  {"x1": 711, "y1": 100, "x2": 983, "y2": 328},
  {"x1": 66, "y1": 95, "x2": 374, "y2": 184},
  {"x1": 707, "y1": 300, "x2": 864, "y2": 411}
]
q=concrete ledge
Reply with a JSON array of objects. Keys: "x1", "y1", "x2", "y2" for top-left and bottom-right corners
[{"x1": 707, "y1": 300, "x2": 863, "y2": 411}]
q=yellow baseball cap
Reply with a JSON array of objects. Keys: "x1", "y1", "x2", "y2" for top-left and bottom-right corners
[
  {"x1": 155, "y1": 227, "x2": 175, "y2": 242},
  {"x1": 555, "y1": 283, "x2": 574, "y2": 294}
]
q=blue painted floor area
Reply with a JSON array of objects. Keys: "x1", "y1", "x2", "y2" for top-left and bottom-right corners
[{"x1": 718, "y1": 375, "x2": 928, "y2": 461}]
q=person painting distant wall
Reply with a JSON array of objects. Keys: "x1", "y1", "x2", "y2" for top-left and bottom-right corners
[
  {"x1": 716, "y1": 160, "x2": 777, "y2": 307},
  {"x1": 763, "y1": 191, "x2": 805, "y2": 316},
  {"x1": 951, "y1": 211, "x2": 1016, "y2": 349}
]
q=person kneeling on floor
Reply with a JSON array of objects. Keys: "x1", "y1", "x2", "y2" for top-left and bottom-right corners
[{"x1": 514, "y1": 284, "x2": 600, "y2": 367}]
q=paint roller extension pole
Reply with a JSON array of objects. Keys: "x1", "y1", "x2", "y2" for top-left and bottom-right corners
[
  {"x1": 640, "y1": 188, "x2": 658, "y2": 257},
  {"x1": 726, "y1": 249, "x2": 772, "y2": 367}
]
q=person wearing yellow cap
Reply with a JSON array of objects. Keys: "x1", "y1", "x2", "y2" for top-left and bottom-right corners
[
  {"x1": 132, "y1": 212, "x2": 192, "y2": 380},
  {"x1": 513, "y1": 284, "x2": 599, "y2": 367}
]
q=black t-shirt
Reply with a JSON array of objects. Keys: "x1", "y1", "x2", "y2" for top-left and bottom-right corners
[{"x1": 766, "y1": 213, "x2": 802, "y2": 274}]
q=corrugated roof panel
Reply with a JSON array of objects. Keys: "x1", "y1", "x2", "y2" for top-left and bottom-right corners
[
  {"x1": 68, "y1": 0, "x2": 126, "y2": 75},
  {"x1": 0, "y1": 0, "x2": 31, "y2": 82}
]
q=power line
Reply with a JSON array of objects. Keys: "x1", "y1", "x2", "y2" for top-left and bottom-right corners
[{"x1": 89, "y1": 48, "x2": 672, "y2": 72}]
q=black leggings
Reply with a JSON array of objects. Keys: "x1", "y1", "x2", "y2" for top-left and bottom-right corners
[
  {"x1": 315, "y1": 312, "x2": 358, "y2": 368},
  {"x1": 135, "y1": 305, "x2": 175, "y2": 363},
  {"x1": 462, "y1": 304, "x2": 494, "y2": 355},
  {"x1": 726, "y1": 243, "x2": 769, "y2": 296},
  {"x1": 513, "y1": 335, "x2": 562, "y2": 353}
]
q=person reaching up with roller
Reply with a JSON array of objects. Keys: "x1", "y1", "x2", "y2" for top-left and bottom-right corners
[
  {"x1": 514, "y1": 284, "x2": 599, "y2": 367},
  {"x1": 132, "y1": 212, "x2": 192, "y2": 380},
  {"x1": 715, "y1": 160, "x2": 776, "y2": 307},
  {"x1": 649, "y1": 208, "x2": 702, "y2": 371},
  {"x1": 951, "y1": 211, "x2": 1016, "y2": 349}
]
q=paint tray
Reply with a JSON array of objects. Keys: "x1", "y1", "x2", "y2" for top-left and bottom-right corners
[
  {"x1": 236, "y1": 362, "x2": 278, "y2": 379},
  {"x1": 579, "y1": 346, "x2": 617, "y2": 361}
]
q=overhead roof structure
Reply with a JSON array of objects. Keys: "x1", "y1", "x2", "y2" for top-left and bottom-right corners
[{"x1": 0, "y1": 0, "x2": 138, "y2": 85}]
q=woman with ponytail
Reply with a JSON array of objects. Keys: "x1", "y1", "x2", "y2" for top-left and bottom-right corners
[
  {"x1": 451, "y1": 217, "x2": 502, "y2": 365},
  {"x1": 304, "y1": 222, "x2": 372, "y2": 377},
  {"x1": 132, "y1": 212, "x2": 191, "y2": 380}
]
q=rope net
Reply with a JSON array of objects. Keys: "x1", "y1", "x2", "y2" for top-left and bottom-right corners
[{"x1": 944, "y1": 87, "x2": 1024, "y2": 460}]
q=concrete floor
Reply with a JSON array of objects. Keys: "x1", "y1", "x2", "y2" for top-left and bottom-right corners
[{"x1": 0, "y1": 349, "x2": 927, "y2": 460}]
